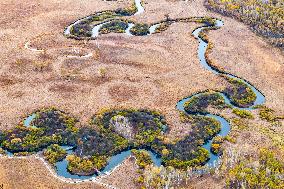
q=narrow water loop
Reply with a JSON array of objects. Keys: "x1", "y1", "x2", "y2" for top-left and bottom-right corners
[{"x1": 177, "y1": 19, "x2": 265, "y2": 167}]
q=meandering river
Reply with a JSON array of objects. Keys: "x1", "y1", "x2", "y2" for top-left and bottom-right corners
[{"x1": 5, "y1": 0, "x2": 266, "y2": 182}]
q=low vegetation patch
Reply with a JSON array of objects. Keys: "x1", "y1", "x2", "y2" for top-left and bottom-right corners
[
  {"x1": 90, "y1": 11, "x2": 118, "y2": 22},
  {"x1": 132, "y1": 149, "x2": 153, "y2": 187},
  {"x1": 132, "y1": 149, "x2": 153, "y2": 169},
  {"x1": 0, "y1": 148, "x2": 5, "y2": 155},
  {"x1": 184, "y1": 92, "x2": 228, "y2": 114},
  {"x1": 70, "y1": 21, "x2": 93, "y2": 38},
  {"x1": 66, "y1": 154, "x2": 107, "y2": 176},
  {"x1": 155, "y1": 22, "x2": 171, "y2": 33},
  {"x1": 223, "y1": 77, "x2": 256, "y2": 108},
  {"x1": 43, "y1": 144, "x2": 67, "y2": 164},
  {"x1": 231, "y1": 118, "x2": 248, "y2": 130},
  {"x1": 130, "y1": 23, "x2": 150, "y2": 36},
  {"x1": 257, "y1": 105, "x2": 284, "y2": 122},
  {"x1": 0, "y1": 108, "x2": 78, "y2": 153},
  {"x1": 115, "y1": 3, "x2": 137, "y2": 16},
  {"x1": 211, "y1": 136, "x2": 224, "y2": 155},
  {"x1": 99, "y1": 20, "x2": 129, "y2": 34},
  {"x1": 232, "y1": 108, "x2": 254, "y2": 119},
  {"x1": 162, "y1": 115, "x2": 221, "y2": 169}
]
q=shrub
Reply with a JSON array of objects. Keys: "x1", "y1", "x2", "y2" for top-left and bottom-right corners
[
  {"x1": 130, "y1": 24, "x2": 150, "y2": 36},
  {"x1": 231, "y1": 118, "x2": 248, "y2": 130},
  {"x1": 90, "y1": 11, "x2": 117, "y2": 22},
  {"x1": 232, "y1": 108, "x2": 254, "y2": 119},
  {"x1": 223, "y1": 77, "x2": 256, "y2": 108},
  {"x1": 258, "y1": 106, "x2": 284, "y2": 122},
  {"x1": 155, "y1": 22, "x2": 171, "y2": 33},
  {"x1": 184, "y1": 92, "x2": 228, "y2": 114},
  {"x1": 43, "y1": 144, "x2": 67, "y2": 164},
  {"x1": 210, "y1": 136, "x2": 224, "y2": 155},
  {"x1": 71, "y1": 22, "x2": 93, "y2": 37},
  {"x1": 66, "y1": 154, "x2": 107, "y2": 176},
  {"x1": 115, "y1": 4, "x2": 137, "y2": 16},
  {"x1": 131, "y1": 149, "x2": 153, "y2": 169},
  {"x1": 0, "y1": 148, "x2": 5, "y2": 155},
  {"x1": 99, "y1": 20, "x2": 129, "y2": 34}
]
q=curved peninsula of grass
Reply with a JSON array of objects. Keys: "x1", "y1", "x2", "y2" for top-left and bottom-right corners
[
  {"x1": 99, "y1": 20, "x2": 129, "y2": 34},
  {"x1": 0, "y1": 108, "x2": 78, "y2": 153},
  {"x1": 91, "y1": 109, "x2": 167, "y2": 146},
  {"x1": 162, "y1": 115, "x2": 221, "y2": 169},
  {"x1": 43, "y1": 144, "x2": 68, "y2": 164},
  {"x1": 223, "y1": 77, "x2": 257, "y2": 108},
  {"x1": 184, "y1": 92, "x2": 228, "y2": 114},
  {"x1": 130, "y1": 23, "x2": 150, "y2": 36}
]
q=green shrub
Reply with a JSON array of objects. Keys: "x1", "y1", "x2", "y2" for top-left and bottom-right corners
[
  {"x1": 210, "y1": 136, "x2": 224, "y2": 155},
  {"x1": 115, "y1": 3, "x2": 137, "y2": 16},
  {"x1": 258, "y1": 106, "x2": 284, "y2": 122},
  {"x1": 231, "y1": 118, "x2": 248, "y2": 130},
  {"x1": 43, "y1": 144, "x2": 67, "y2": 164},
  {"x1": 223, "y1": 77, "x2": 256, "y2": 108},
  {"x1": 90, "y1": 11, "x2": 117, "y2": 22},
  {"x1": 131, "y1": 149, "x2": 153, "y2": 169},
  {"x1": 0, "y1": 148, "x2": 5, "y2": 155},
  {"x1": 99, "y1": 20, "x2": 129, "y2": 34},
  {"x1": 232, "y1": 108, "x2": 254, "y2": 119},
  {"x1": 71, "y1": 22, "x2": 93, "y2": 37},
  {"x1": 184, "y1": 92, "x2": 228, "y2": 114},
  {"x1": 155, "y1": 22, "x2": 171, "y2": 33},
  {"x1": 67, "y1": 154, "x2": 107, "y2": 176},
  {"x1": 130, "y1": 23, "x2": 150, "y2": 36}
]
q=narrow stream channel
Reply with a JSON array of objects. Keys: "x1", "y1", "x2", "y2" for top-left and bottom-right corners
[{"x1": 176, "y1": 19, "x2": 265, "y2": 167}]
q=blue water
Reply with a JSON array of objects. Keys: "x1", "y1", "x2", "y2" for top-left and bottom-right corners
[
  {"x1": 70, "y1": 0, "x2": 146, "y2": 38},
  {"x1": 175, "y1": 19, "x2": 265, "y2": 168},
  {"x1": 55, "y1": 149, "x2": 161, "y2": 180},
  {"x1": 5, "y1": 150, "x2": 14, "y2": 157},
  {"x1": 149, "y1": 23, "x2": 161, "y2": 35},
  {"x1": 176, "y1": 94, "x2": 231, "y2": 167},
  {"x1": 125, "y1": 23, "x2": 135, "y2": 36},
  {"x1": 192, "y1": 20, "x2": 265, "y2": 109},
  {"x1": 23, "y1": 113, "x2": 36, "y2": 127},
  {"x1": 134, "y1": 0, "x2": 145, "y2": 15}
]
